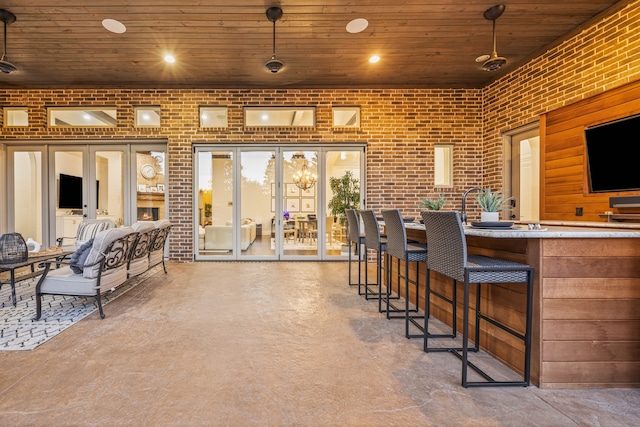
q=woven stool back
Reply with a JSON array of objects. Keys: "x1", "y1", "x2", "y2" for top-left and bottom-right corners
[
  {"x1": 381, "y1": 209, "x2": 408, "y2": 260},
  {"x1": 420, "y1": 210, "x2": 467, "y2": 282}
]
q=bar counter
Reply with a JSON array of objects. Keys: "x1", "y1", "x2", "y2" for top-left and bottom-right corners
[{"x1": 394, "y1": 221, "x2": 640, "y2": 389}]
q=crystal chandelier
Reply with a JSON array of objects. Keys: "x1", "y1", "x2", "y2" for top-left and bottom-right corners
[{"x1": 293, "y1": 162, "x2": 317, "y2": 190}]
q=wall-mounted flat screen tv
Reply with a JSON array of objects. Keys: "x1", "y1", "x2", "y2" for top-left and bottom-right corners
[
  {"x1": 58, "y1": 173, "x2": 99, "y2": 209},
  {"x1": 585, "y1": 114, "x2": 640, "y2": 193}
]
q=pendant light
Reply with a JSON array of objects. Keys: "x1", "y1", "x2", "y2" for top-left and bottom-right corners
[
  {"x1": 265, "y1": 6, "x2": 284, "y2": 73},
  {"x1": 0, "y1": 9, "x2": 17, "y2": 74}
]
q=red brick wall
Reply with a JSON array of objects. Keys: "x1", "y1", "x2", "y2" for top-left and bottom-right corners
[{"x1": 1, "y1": 89, "x2": 483, "y2": 260}]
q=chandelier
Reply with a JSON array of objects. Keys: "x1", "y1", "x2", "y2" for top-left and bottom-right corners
[{"x1": 293, "y1": 162, "x2": 317, "y2": 190}]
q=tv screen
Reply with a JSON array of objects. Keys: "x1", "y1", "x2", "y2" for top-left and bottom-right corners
[
  {"x1": 585, "y1": 114, "x2": 640, "y2": 193},
  {"x1": 58, "y1": 174, "x2": 100, "y2": 209},
  {"x1": 58, "y1": 173, "x2": 83, "y2": 209}
]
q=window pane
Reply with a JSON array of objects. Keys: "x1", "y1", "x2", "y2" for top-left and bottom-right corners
[
  {"x1": 244, "y1": 107, "x2": 315, "y2": 127},
  {"x1": 4, "y1": 108, "x2": 28, "y2": 126},
  {"x1": 136, "y1": 151, "x2": 166, "y2": 221},
  {"x1": 13, "y1": 151, "x2": 43, "y2": 243},
  {"x1": 135, "y1": 107, "x2": 161, "y2": 127},
  {"x1": 434, "y1": 145, "x2": 453, "y2": 187},
  {"x1": 49, "y1": 108, "x2": 117, "y2": 127},
  {"x1": 333, "y1": 107, "x2": 360, "y2": 128},
  {"x1": 200, "y1": 107, "x2": 228, "y2": 128}
]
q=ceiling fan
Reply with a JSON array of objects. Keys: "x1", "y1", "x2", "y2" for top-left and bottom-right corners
[
  {"x1": 265, "y1": 6, "x2": 284, "y2": 74},
  {"x1": 0, "y1": 8, "x2": 17, "y2": 74},
  {"x1": 475, "y1": 4, "x2": 507, "y2": 72}
]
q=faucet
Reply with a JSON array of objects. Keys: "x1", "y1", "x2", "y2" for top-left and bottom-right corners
[{"x1": 461, "y1": 187, "x2": 484, "y2": 224}]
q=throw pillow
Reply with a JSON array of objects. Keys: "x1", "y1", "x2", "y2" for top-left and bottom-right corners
[
  {"x1": 68, "y1": 238, "x2": 94, "y2": 274},
  {"x1": 76, "y1": 221, "x2": 111, "y2": 243}
]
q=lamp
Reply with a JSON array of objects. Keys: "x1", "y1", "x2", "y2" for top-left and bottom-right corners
[{"x1": 293, "y1": 162, "x2": 317, "y2": 191}]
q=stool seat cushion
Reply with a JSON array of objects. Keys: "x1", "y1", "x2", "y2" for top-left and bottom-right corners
[{"x1": 466, "y1": 255, "x2": 531, "y2": 283}]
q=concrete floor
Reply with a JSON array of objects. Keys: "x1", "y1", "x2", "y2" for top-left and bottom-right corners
[{"x1": 1, "y1": 262, "x2": 639, "y2": 426}]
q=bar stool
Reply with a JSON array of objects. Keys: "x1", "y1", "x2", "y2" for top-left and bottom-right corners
[
  {"x1": 360, "y1": 210, "x2": 387, "y2": 301},
  {"x1": 381, "y1": 209, "x2": 427, "y2": 339},
  {"x1": 345, "y1": 209, "x2": 366, "y2": 295},
  {"x1": 420, "y1": 210, "x2": 534, "y2": 387}
]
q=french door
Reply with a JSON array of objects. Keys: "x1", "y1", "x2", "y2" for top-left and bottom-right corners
[
  {"x1": 6, "y1": 141, "x2": 166, "y2": 248},
  {"x1": 194, "y1": 144, "x2": 364, "y2": 261}
]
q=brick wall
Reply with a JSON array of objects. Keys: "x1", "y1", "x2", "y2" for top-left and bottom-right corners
[
  {"x1": 1, "y1": 89, "x2": 483, "y2": 261},
  {"x1": 1, "y1": 1, "x2": 639, "y2": 261}
]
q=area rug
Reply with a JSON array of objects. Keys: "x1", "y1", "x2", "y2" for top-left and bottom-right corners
[{"x1": 0, "y1": 265, "x2": 162, "y2": 351}]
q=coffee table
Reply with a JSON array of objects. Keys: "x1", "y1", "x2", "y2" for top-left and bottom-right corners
[{"x1": 0, "y1": 249, "x2": 71, "y2": 307}]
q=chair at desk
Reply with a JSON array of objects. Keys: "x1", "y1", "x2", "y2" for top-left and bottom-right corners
[
  {"x1": 300, "y1": 214, "x2": 318, "y2": 243},
  {"x1": 283, "y1": 220, "x2": 297, "y2": 242}
]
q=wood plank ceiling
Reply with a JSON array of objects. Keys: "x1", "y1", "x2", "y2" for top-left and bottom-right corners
[{"x1": 0, "y1": 1, "x2": 627, "y2": 89}]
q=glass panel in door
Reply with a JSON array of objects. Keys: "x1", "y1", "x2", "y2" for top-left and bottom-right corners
[
  {"x1": 282, "y1": 150, "x2": 318, "y2": 257},
  {"x1": 94, "y1": 149, "x2": 124, "y2": 227},
  {"x1": 53, "y1": 149, "x2": 85, "y2": 247},
  {"x1": 325, "y1": 150, "x2": 362, "y2": 257},
  {"x1": 509, "y1": 128, "x2": 540, "y2": 222},
  {"x1": 11, "y1": 149, "x2": 44, "y2": 245},
  {"x1": 196, "y1": 150, "x2": 234, "y2": 257},
  {"x1": 135, "y1": 150, "x2": 166, "y2": 222},
  {"x1": 239, "y1": 150, "x2": 276, "y2": 258}
]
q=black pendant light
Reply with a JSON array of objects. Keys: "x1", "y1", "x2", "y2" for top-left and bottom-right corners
[
  {"x1": 0, "y1": 9, "x2": 17, "y2": 74},
  {"x1": 481, "y1": 4, "x2": 507, "y2": 72},
  {"x1": 265, "y1": 6, "x2": 284, "y2": 73}
]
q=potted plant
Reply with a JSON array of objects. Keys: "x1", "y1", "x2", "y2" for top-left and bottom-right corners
[
  {"x1": 328, "y1": 170, "x2": 360, "y2": 226},
  {"x1": 476, "y1": 187, "x2": 512, "y2": 222},
  {"x1": 420, "y1": 194, "x2": 447, "y2": 211}
]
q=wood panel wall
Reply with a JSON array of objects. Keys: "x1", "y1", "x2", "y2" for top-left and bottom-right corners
[
  {"x1": 540, "y1": 238, "x2": 640, "y2": 388},
  {"x1": 542, "y1": 80, "x2": 640, "y2": 222}
]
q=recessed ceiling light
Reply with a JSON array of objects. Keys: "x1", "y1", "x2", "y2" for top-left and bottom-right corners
[
  {"x1": 102, "y1": 19, "x2": 126, "y2": 34},
  {"x1": 164, "y1": 54, "x2": 176, "y2": 64},
  {"x1": 369, "y1": 55, "x2": 380, "y2": 64},
  {"x1": 346, "y1": 18, "x2": 368, "y2": 34}
]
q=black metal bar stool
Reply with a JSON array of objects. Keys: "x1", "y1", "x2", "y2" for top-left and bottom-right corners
[
  {"x1": 420, "y1": 210, "x2": 534, "y2": 387},
  {"x1": 381, "y1": 209, "x2": 427, "y2": 339},
  {"x1": 360, "y1": 210, "x2": 387, "y2": 301},
  {"x1": 345, "y1": 209, "x2": 366, "y2": 295}
]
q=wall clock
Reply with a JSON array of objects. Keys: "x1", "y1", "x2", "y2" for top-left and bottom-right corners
[{"x1": 141, "y1": 163, "x2": 157, "y2": 179}]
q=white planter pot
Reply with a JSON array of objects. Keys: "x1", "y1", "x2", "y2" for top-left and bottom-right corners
[{"x1": 480, "y1": 212, "x2": 500, "y2": 223}]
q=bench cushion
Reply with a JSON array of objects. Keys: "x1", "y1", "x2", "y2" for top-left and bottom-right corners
[
  {"x1": 40, "y1": 265, "x2": 128, "y2": 296},
  {"x1": 83, "y1": 227, "x2": 135, "y2": 279}
]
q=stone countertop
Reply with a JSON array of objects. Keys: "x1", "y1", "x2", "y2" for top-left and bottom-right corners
[{"x1": 402, "y1": 221, "x2": 640, "y2": 238}]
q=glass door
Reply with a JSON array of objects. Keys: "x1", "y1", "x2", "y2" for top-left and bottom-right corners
[
  {"x1": 6, "y1": 142, "x2": 163, "y2": 248},
  {"x1": 239, "y1": 150, "x2": 276, "y2": 259},
  {"x1": 196, "y1": 149, "x2": 235, "y2": 258},
  {"x1": 282, "y1": 150, "x2": 319, "y2": 259},
  {"x1": 50, "y1": 146, "x2": 126, "y2": 244},
  {"x1": 506, "y1": 126, "x2": 540, "y2": 222},
  {"x1": 194, "y1": 144, "x2": 364, "y2": 261},
  {"x1": 325, "y1": 150, "x2": 362, "y2": 258}
]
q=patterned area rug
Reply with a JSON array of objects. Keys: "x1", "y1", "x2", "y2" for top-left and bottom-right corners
[{"x1": 0, "y1": 265, "x2": 162, "y2": 351}]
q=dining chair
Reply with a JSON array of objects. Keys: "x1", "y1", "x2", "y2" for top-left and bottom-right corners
[{"x1": 420, "y1": 210, "x2": 534, "y2": 387}]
